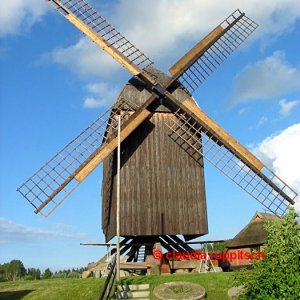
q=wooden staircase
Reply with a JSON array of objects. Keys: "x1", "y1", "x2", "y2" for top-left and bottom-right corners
[
  {"x1": 134, "y1": 246, "x2": 146, "y2": 275},
  {"x1": 115, "y1": 284, "x2": 150, "y2": 299},
  {"x1": 136, "y1": 245, "x2": 146, "y2": 262}
]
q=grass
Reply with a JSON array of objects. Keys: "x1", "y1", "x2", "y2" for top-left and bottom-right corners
[
  {"x1": 0, "y1": 278, "x2": 105, "y2": 300},
  {"x1": 0, "y1": 272, "x2": 234, "y2": 300}
]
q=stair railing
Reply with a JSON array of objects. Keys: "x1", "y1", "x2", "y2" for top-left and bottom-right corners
[{"x1": 99, "y1": 255, "x2": 117, "y2": 300}]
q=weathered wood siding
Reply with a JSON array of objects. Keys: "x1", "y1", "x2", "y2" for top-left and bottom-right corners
[{"x1": 102, "y1": 68, "x2": 208, "y2": 241}]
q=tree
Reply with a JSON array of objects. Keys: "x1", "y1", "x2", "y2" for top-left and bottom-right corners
[
  {"x1": 235, "y1": 208, "x2": 300, "y2": 299},
  {"x1": 0, "y1": 264, "x2": 8, "y2": 281},
  {"x1": 43, "y1": 268, "x2": 53, "y2": 279},
  {"x1": 36, "y1": 268, "x2": 41, "y2": 280},
  {"x1": 6, "y1": 260, "x2": 26, "y2": 281},
  {"x1": 27, "y1": 268, "x2": 41, "y2": 280}
]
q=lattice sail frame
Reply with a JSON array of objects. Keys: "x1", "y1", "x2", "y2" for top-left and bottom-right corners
[
  {"x1": 47, "y1": 0, "x2": 153, "y2": 70},
  {"x1": 165, "y1": 108, "x2": 297, "y2": 217},
  {"x1": 17, "y1": 99, "x2": 138, "y2": 217},
  {"x1": 178, "y1": 9, "x2": 258, "y2": 94}
]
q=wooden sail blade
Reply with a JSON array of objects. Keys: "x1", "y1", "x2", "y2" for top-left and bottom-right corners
[
  {"x1": 169, "y1": 25, "x2": 225, "y2": 80},
  {"x1": 17, "y1": 99, "x2": 141, "y2": 217},
  {"x1": 47, "y1": 0, "x2": 155, "y2": 84},
  {"x1": 164, "y1": 104, "x2": 297, "y2": 217},
  {"x1": 168, "y1": 9, "x2": 258, "y2": 94}
]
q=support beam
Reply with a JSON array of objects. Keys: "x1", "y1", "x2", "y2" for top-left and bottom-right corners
[
  {"x1": 161, "y1": 236, "x2": 189, "y2": 253},
  {"x1": 116, "y1": 115, "x2": 121, "y2": 282},
  {"x1": 80, "y1": 238, "x2": 227, "y2": 247},
  {"x1": 169, "y1": 235, "x2": 195, "y2": 252}
]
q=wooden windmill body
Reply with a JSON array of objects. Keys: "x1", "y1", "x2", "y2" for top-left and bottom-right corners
[
  {"x1": 102, "y1": 67, "x2": 207, "y2": 242},
  {"x1": 18, "y1": 0, "x2": 297, "y2": 260}
]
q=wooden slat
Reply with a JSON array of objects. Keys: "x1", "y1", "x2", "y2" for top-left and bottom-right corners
[
  {"x1": 169, "y1": 26, "x2": 224, "y2": 78},
  {"x1": 103, "y1": 112, "x2": 207, "y2": 240},
  {"x1": 120, "y1": 262, "x2": 150, "y2": 270}
]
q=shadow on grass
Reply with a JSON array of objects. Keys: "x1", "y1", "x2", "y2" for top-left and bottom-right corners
[{"x1": 0, "y1": 290, "x2": 33, "y2": 300}]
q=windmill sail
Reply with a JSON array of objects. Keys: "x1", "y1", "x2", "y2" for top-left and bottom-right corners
[
  {"x1": 17, "y1": 99, "x2": 138, "y2": 217},
  {"x1": 165, "y1": 106, "x2": 297, "y2": 217},
  {"x1": 47, "y1": 0, "x2": 155, "y2": 83},
  {"x1": 18, "y1": 2, "x2": 297, "y2": 221},
  {"x1": 169, "y1": 9, "x2": 258, "y2": 94}
]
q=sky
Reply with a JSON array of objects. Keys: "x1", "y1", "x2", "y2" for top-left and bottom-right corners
[{"x1": 0, "y1": 0, "x2": 300, "y2": 272}]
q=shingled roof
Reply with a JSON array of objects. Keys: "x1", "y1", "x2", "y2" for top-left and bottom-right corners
[{"x1": 227, "y1": 211, "x2": 280, "y2": 249}]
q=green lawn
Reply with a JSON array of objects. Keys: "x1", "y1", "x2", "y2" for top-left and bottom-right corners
[
  {"x1": 0, "y1": 278, "x2": 105, "y2": 300},
  {"x1": 0, "y1": 272, "x2": 234, "y2": 300}
]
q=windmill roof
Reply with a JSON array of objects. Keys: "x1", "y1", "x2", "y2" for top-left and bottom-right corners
[
  {"x1": 227, "y1": 211, "x2": 280, "y2": 248},
  {"x1": 114, "y1": 66, "x2": 192, "y2": 112},
  {"x1": 131, "y1": 66, "x2": 174, "y2": 87}
]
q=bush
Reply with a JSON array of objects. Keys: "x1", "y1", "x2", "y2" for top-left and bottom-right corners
[
  {"x1": 52, "y1": 272, "x2": 66, "y2": 279},
  {"x1": 67, "y1": 272, "x2": 80, "y2": 278},
  {"x1": 24, "y1": 275, "x2": 33, "y2": 281},
  {"x1": 235, "y1": 208, "x2": 300, "y2": 299}
]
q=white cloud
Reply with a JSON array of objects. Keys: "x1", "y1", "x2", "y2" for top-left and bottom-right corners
[
  {"x1": 2, "y1": 0, "x2": 300, "y2": 45},
  {"x1": 84, "y1": 98, "x2": 105, "y2": 108},
  {"x1": 48, "y1": 0, "x2": 300, "y2": 79},
  {"x1": 52, "y1": 41, "x2": 121, "y2": 108},
  {"x1": 113, "y1": 0, "x2": 300, "y2": 64},
  {"x1": 279, "y1": 99, "x2": 300, "y2": 117},
  {"x1": 0, "y1": 218, "x2": 87, "y2": 245},
  {"x1": 230, "y1": 51, "x2": 300, "y2": 104},
  {"x1": 52, "y1": 37, "x2": 121, "y2": 79},
  {"x1": 83, "y1": 82, "x2": 119, "y2": 108},
  {"x1": 0, "y1": 0, "x2": 48, "y2": 38},
  {"x1": 252, "y1": 124, "x2": 300, "y2": 213},
  {"x1": 1, "y1": 2, "x2": 299, "y2": 106}
]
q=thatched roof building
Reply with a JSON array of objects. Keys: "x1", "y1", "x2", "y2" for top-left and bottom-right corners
[{"x1": 227, "y1": 211, "x2": 279, "y2": 249}]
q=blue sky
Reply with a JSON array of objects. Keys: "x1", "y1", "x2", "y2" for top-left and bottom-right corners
[{"x1": 0, "y1": 0, "x2": 300, "y2": 271}]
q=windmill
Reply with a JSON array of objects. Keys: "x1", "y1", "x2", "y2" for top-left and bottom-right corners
[{"x1": 18, "y1": 0, "x2": 297, "y2": 262}]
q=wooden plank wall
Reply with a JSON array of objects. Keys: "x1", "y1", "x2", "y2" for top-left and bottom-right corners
[{"x1": 102, "y1": 68, "x2": 208, "y2": 241}]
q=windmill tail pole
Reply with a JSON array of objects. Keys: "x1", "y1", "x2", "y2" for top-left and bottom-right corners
[{"x1": 116, "y1": 114, "x2": 121, "y2": 282}]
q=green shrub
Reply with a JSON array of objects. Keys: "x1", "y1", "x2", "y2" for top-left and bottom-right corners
[
  {"x1": 235, "y1": 208, "x2": 300, "y2": 299},
  {"x1": 67, "y1": 272, "x2": 80, "y2": 278},
  {"x1": 52, "y1": 272, "x2": 66, "y2": 279},
  {"x1": 24, "y1": 275, "x2": 34, "y2": 280}
]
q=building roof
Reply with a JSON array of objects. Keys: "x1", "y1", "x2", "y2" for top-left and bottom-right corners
[
  {"x1": 113, "y1": 66, "x2": 191, "y2": 112},
  {"x1": 227, "y1": 211, "x2": 280, "y2": 248}
]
